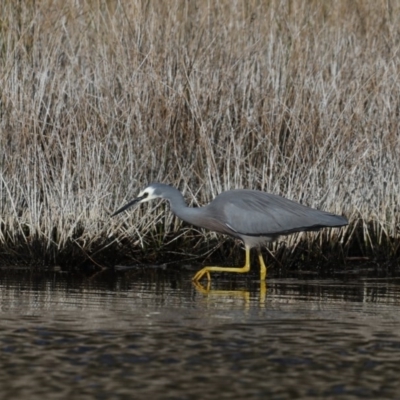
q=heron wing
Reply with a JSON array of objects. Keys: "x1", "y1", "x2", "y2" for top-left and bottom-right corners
[{"x1": 211, "y1": 190, "x2": 347, "y2": 236}]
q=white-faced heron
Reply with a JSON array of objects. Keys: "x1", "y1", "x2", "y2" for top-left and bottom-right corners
[{"x1": 112, "y1": 183, "x2": 348, "y2": 281}]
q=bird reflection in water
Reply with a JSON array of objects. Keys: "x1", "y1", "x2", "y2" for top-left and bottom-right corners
[{"x1": 192, "y1": 279, "x2": 267, "y2": 308}]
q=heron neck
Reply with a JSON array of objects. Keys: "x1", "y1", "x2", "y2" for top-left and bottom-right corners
[{"x1": 168, "y1": 193, "x2": 204, "y2": 226}]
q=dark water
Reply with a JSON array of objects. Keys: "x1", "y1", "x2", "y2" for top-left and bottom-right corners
[{"x1": 1, "y1": 268, "x2": 400, "y2": 400}]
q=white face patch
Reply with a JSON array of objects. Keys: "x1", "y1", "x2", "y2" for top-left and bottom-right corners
[{"x1": 138, "y1": 186, "x2": 158, "y2": 203}]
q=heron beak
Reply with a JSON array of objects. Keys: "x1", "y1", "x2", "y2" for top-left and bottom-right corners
[{"x1": 111, "y1": 195, "x2": 145, "y2": 217}]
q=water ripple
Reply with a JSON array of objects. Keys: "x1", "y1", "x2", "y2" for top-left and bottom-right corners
[{"x1": 0, "y1": 269, "x2": 400, "y2": 399}]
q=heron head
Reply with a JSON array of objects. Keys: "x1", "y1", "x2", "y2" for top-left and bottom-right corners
[{"x1": 111, "y1": 184, "x2": 164, "y2": 216}]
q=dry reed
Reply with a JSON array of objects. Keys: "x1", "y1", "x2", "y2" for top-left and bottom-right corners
[{"x1": 1, "y1": 0, "x2": 400, "y2": 268}]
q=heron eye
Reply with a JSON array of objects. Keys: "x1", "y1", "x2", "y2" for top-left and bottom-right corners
[{"x1": 142, "y1": 192, "x2": 149, "y2": 198}]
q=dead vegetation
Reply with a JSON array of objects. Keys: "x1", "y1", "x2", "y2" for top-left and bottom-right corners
[{"x1": 0, "y1": 0, "x2": 399, "y2": 268}]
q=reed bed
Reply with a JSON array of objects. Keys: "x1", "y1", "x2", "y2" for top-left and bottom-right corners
[{"x1": 0, "y1": 0, "x2": 400, "y2": 268}]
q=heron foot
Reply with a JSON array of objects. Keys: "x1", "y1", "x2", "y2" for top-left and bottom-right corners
[{"x1": 192, "y1": 264, "x2": 251, "y2": 282}]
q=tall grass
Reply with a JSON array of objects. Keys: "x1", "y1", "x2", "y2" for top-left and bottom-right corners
[{"x1": 1, "y1": 0, "x2": 400, "y2": 267}]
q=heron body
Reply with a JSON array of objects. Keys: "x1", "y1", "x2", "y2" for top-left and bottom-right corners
[{"x1": 112, "y1": 183, "x2": 348, "y2": 281}]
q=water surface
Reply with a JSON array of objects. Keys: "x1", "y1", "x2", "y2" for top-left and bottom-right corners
[{"x1": 1, "y1": 268, "x2": 400, "y2": 399}]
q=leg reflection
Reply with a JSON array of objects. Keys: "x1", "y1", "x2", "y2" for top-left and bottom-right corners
[{"x1": 192, "y1": 279, "x2": 267, "y2": 307}]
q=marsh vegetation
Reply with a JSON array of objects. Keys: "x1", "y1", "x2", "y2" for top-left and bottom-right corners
[{"x1": 0, "y1": 0, "x2": 399, "y2": 268}]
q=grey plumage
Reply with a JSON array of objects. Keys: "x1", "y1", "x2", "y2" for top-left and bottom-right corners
[{"x1": 112, "y1": 183, "x2": 348, "y2": 281}]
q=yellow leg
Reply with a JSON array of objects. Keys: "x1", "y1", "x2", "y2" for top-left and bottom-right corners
[
  {"x1": 258, "y1": 250, "x2": 267, "y2": 281},
  {"x1": 192, "y1": 246, "x2": 251, "y2": 282},
  {"x1": 259, "y1": 280, "x2": 267, "y2": 304}
]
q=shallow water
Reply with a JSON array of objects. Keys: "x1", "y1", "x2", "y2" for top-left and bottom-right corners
[{"x1": 1, "y1": 268, "x2": 400, "y2": 399}]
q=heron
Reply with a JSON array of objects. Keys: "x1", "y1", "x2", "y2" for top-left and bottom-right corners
[{"x1": 112, "y1": 183, "x2": 348, "y2": 281}]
